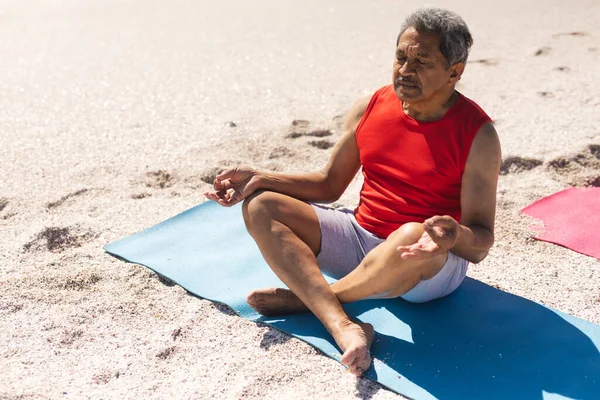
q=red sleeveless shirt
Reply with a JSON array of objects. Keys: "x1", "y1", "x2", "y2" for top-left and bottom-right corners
[{"x1": 354, "y1": 85, "x2": 491, "y2": 238}]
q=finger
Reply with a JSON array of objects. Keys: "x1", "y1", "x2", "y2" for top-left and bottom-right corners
[
  {"x1": 423, "y1": 223, "x2": 445, "y2": 239},
  {"x1": 205, "y1": 192, "x2": 232, "y2": 207},
  {"x1": 213, "y1": 179, "x2": 224, "y2": 191},
  {"x1": 397, "y1": 244, "x2": 418, "y2": 253},
  {"x1": 214, "y1": 196, "x2": 235, "y2": 208},
  {"x1": 223, "y1": 188, "x2": 236, "y2": 202},
  {"x1": 214, "y1": 178, "x2": 234, "y2": 191},
  {"x1": 399, "y1": 250, "x2": 427, "y2": 260},
  {"x1": 205, "y1": 192, "x2": 225, "y2": 202},
  {"x1": 221, "y1": 192, "x2": 243, "y2": 207},
  {"x1": 228, "y1": 191, "x2": 244, "y2": 204},
  {"x1": 204, "y1": 192, "x2": 217, "y2": 201},
  {"x1": 425, "y1": 215, "x2": 455, "y2": 229},
  {"x1": 397, "y1": 245, "x2": 424, "y2": 259},
  {"x1": 216, "y1": 168, "x2": 236, "y2": 181}
]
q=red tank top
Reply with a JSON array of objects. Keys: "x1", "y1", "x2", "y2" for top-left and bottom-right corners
[{"x1": 354, "y1": 85, "x2": 491, "y2": 238}]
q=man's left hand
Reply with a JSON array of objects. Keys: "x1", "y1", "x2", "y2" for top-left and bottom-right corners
[{"x1": 397, "y1": 216, "x2": 461, "y2": 260}]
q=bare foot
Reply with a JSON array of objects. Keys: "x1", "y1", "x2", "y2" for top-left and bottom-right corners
[
  {"x1": 247, "y1": 289, "x2": 374, "y2": 375},
  {"x1": 330, "y1": 319, "x2": 374, "y2": 376},
  {"x1": 246, "y1": 287, "x2": 308, "y2": 316}
]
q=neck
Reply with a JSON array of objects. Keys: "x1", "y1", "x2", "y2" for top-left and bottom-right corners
[{"x1": 402, "y1": 89, "x2": 458, "y2": 121}]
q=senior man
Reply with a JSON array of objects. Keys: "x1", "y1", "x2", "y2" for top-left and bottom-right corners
[{"x1": 205, "y1": 8, "x2": 501, "y2": 376}]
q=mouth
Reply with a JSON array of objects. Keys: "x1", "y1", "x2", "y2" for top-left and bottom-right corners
[{"x1": 397, "y1": 80, "x2": 419, "y2": 90}]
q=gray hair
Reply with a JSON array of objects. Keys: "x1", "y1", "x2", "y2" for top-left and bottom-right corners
[{"x1": 397, "y1": 8, "x2": 473, "y2": 68}]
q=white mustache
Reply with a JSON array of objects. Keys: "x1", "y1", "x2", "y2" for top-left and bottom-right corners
[{"x1": 397, "y1": 78, "x2": 418, "y2": 86}]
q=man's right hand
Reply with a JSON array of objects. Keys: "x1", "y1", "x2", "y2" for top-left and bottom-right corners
[{"x1": 204, "y1": 166, "x2": 260, "y2": 207}]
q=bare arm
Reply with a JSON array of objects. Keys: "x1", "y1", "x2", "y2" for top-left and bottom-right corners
[
  {"x1": 451, "y1": 122, "x2": 502, "y2": 263},
  {"x1": 397, "y1": 122, "x2": 501, "y2": 264},
  {"x1": 257, "y1": 95, "x2": 370, "y2": 202},
  {"x1": 205, "y1": 94, "x2": 372, "y2": 206}
]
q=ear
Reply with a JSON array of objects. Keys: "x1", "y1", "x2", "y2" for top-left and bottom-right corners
[{"x1": 447, "y1": 62, "x2": 466, "y2": 85}]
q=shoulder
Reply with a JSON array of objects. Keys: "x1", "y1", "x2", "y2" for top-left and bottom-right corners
[
  {"x1": 347, "y1": 94, "x2": 372, "y2": 123},
  {"x1": 457, "y1": 94, "x2": 492, "y2": 131},
  {"x1": 466, "y1": 122, "x2": 502, "y2": 172},
  {"x1": 459, "y1": 94, "x2": 490, "y2": 117},
  {"x1": 343, "y1": 93, "x2": 374, "y2": 132},
  {"x1": 344, "y1": 85, "x2": 395, "y2": 133}
]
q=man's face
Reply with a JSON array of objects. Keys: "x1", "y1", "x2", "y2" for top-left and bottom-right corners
[{"x1": 393, "y1": 27, "x2": 460, "y2": 103}]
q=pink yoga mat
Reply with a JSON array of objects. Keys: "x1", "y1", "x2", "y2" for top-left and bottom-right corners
[{"x1": 521, "y1": 187, "x2": 600, "y2": 260}]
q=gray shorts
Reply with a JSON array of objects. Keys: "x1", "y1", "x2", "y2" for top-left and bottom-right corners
[{"x1": 312, "y1": 204, "x2": 469, "y2": 303}]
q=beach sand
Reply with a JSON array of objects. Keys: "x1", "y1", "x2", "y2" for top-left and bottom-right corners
[{"x1": 1, "y1": 0, "x2": 599, "y2": 398}]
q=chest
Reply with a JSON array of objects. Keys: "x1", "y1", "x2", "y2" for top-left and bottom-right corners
[{"x1": 357, "y1": 107, "x2": 466, "y2": 183}]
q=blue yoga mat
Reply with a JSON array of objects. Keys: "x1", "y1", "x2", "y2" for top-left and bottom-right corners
[{"x1": 104, "y1": 201, "x2": 600, "y2": 400}]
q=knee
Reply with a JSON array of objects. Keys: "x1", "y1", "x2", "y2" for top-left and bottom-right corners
[
  {"x1": 387, "y1": 222, "x2": 425, "y2": 247},
  {"x1": 241, "y1": 191, "x2": 281, "y2": 232}
]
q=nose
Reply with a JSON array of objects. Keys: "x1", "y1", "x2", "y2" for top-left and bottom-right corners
[{"x1": 399, "y1": 60, "x2": 416, "y2": 76}]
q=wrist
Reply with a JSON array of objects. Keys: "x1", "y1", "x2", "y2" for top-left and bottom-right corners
[
  {"x1": 450, "y1": 222, "x2": 464, "y2": 250},
  {"x1": 252, "y1": 169, "x2": 268, "y2": 191}
]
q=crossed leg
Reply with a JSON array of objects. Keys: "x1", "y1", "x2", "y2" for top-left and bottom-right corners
[{"x1": 242, "y1": 191, "x2": 447, "y2": 375}]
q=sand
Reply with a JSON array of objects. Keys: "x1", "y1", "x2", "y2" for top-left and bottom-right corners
[{"x1": 1, "y1": 0, "x2": 599, "y2": 398}]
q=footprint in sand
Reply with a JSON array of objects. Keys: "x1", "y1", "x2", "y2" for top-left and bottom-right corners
[
  {"x1": 58, "y1": 329, "x2": 84, "y2": 346},
  {"x1": 588, "y1": 144, "x2": 600, "y2": 159},
  {"x1": 469, "y1": 58, "x2": 499, "y2": 66},
  {"x1": 292, "y1": 119, "x2": 310, "y2": 128},
  {"x1": 287, "y1": 119, "x2": 335, "y2": 139},
  {"x1": 554, "y1": 66, "x2": 571, "y2": 72},
  {"x1": 171, "y1": 327, "x2": 183, "y2": 340},
  {"x1": 552, "y1": 31, "x2": 587, "y2": 38},
  {"x1": 0, "y1": 302, "x2": 24, "y2": 315},
  {"x1": 547, "y1": 151, "x2": 597, "y2": 172},
  {"x1": 54, "y1": 271, "x2": 103, "y2": 291},
  {"x1": 131, "y1": 193, "x2": 151, "y2": 199},
  {"x1": 548, "y1": 157, "x2": 571, "y2": 170},
  {"x1": 23, "y1": 226, "x2": 94, "y2": 253},
  {"x1": 144, "y1": 170, "x2": 176, "y2": 189},
  {"x1": 286, "y1": 129, "x2": 334, "y2": 139},
  {"x1": 183, "y1": 163, "x2": 245, "y2": 189},
  {"x1": 534, "y1": 46, "x2": 552, "y2": 56},
  {"x1": 0, "y1": 198, "x2": 15, "y2": 220},
  {"x1": 538, "y1": 91, "x2": 555, "y2": 98},
  {"x1": 309, "y1": 140, "x2": 335, "y2": 150},
  {"x1": 269, "y1": 146, "x2": 295, "y2": 159},
  {"x1": 547, "y1": 145, "x2": 600, "y2": 187},
  {"x1": 156, "y1": 346, "x2": 177, "y2": 360},
  {"x1": 583, "y1": 176, "x2": 600, "y2": 187},
  {"x1": 46, "y1": 189, "x2": 89, "y2": 209},
  {"x1": 92, "y1": 370, "x2": 118, "y2": 385},
  {"x1": 500, "y1": 156, "x2": 543, "y2": 175},
  {"x1": 199, "y1": 167, "x2": 222, "y2": 185},
  {"x1": 497, "y1": 198, "x2": 516, "y2": 211}
]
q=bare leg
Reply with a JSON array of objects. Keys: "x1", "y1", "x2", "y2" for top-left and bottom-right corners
[
  {"x1": 242, "y1": 191, "x2": 373, "y2": 376},
  {"x1": 248, "y1": 220, "x2": 448, "y2": 314}
]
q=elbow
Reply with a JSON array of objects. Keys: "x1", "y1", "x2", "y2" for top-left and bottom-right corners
[
  {"x1": 322, "y1": 190, "x2": 342, "y2": 203},
  {"x1": 469, "y1": 239, "x2": 494, "y2": 264},
  {"x1": 319, "y1": 174, "x2": 344, "y2": 203},
  {"x1": 464, "y1": 233, "x2": 494, "y2": 264},
  {"x1": 469, "y1": 250, "x2": 489, "y2": 264}
]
